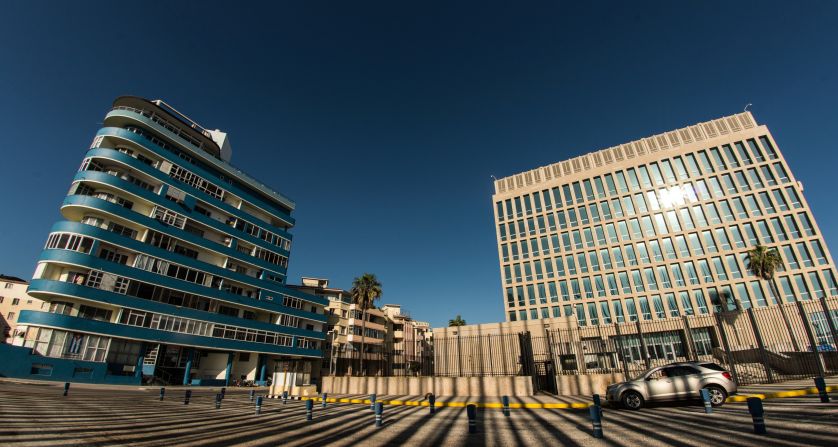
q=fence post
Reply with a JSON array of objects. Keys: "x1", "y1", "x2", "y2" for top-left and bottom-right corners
[
  {"x1": 63, "y1": 382, "x2": 70, "y2": 396},
  {"x1": 817, "y1": 297, "x2": 838, "y2": 349},
  {"x1": 746, "y1": 308, "x2": 775, "y2": 384},
  {"x1": 614, "y1": 323, "x2": 631, "y2": 378},
  {"x1": 794, "y1": 300, "x2": 827, "y2": 378},
  {"x1": 715, "y1": 312, "x2": 739, "y2": 385},
  {"x1": 681, "y1": 315, "x2": 697, "y2": 361},
  {"x1": 635, "y1": 320, "x2": 651, "y2": 370}
]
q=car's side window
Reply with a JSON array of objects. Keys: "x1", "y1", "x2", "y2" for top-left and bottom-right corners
[
  {"x1": 668, "y1": 366, "x2": 700, "y2": 377},
  {"x1": 648, "y1": 369, "x2": 667, "y2": 380}
]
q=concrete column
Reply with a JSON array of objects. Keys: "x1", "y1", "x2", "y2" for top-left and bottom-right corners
[
  {"x1": 135, "y1": 343, "x2": 147, "y2": 379},
  {"x1": 259, "y1": 354, "x2": 267, "y2": 384},
  {"x1": 225, "y1": 352, "x2": 235, "y2": 386},
  {"x1": 182, "y1": 349, "x2": 193, "y2": 386}
]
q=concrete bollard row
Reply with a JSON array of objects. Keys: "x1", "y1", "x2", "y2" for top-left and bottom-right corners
[
  {"x1": 370, "y1": 394, "x2": 376, "y2": 411},
  {"x1": 814, "y1": 377, "x2": 830, "y2": 403},
  {"x1": 63, "y1": 382, "x2": 70, "y2": 396},
  {"x1": 747, "y1": 397, "x2": 766, "y2": 435},
  {"x1": 700, "y1": 389, "x2": 713, "y2": 414},
  {"x1": 467, "y1": 404, "x2": 477, "y2": 434},
  {"x1": 429, "y1": 393, "x2": 436, "y2": 414},
  {"x1": 184, "y1": 390, "x2": 192, "y2": 405},
  {"x1": 159, "y1": 387, "x2": 165, "y2": 401},
  {"x1": 255, "y1": 396, "x2": 263, "y2": 415},
  {"x1": 215, "y1": 393, "x2": 222, "y2": 409},
  {"x1": 322, "y1": 392, "x2": 327, "y2": 409},
  {"x1": 502, "y1": 395, "x2": 510, "y2": 416},
  {"x1": 306, "y1": 399, "x2": 313, "y2": 421},
  {"x1": 375, "y1": 402, "x2": 384, "y2": 427}
]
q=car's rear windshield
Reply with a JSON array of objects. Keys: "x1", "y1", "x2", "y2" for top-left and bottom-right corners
[{"x1": 699, "y1": 363, "x2": 726, "y2": 371}]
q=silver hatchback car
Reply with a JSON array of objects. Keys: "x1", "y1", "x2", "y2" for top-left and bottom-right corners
[{"x1": 606, "y1": 362, "x2": 737, "y2": 410}]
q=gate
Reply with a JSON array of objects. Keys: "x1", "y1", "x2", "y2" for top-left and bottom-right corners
[{"x1": 519, "y1": 331, "x2": 558, "y2": 394}]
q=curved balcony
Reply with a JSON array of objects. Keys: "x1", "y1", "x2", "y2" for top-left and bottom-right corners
[
  {"x1": 57, "y1": 198, "x2": 299, "y2": 296},
  {"x1": 27, "y1": 279, "x2": 325, "y2": 340},
  {"x1": 35, "y1": 247, "x2": 326, "y2": 324},
  {"x1": 95, "y1": 124, "x2": 295, "y2": 226},
  {"x1": 63, "y1": 180, "x2": 290, "y2": 274},
  {"x1": 18, "y1": 310, "x2": 321, "y2": 358},
  {"x1": 83, "y1": 145, "x2": 294, "y2": 241}
]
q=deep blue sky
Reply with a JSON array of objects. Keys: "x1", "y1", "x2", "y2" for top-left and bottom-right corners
[{"x1": 1, "y1": 1, "x2": 837, "y2": 328}]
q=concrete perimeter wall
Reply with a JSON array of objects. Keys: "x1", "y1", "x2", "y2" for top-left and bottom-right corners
[
  {"x1": 556, "y1": 373, "x2": 625, "y2": 396},
  {"x1": 322, "y1": 376, "x2": 533, "y2": 397},
  {"x1": 322, "y1": 373, "x2": 626, "y2": 397}
]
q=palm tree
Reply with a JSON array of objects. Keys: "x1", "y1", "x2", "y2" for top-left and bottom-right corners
[
  {"x1": 350, "y1": 273, "x2": 382, "y2": 375},
  {"x1": 449, "y1": 315, "x2": 467, "y2": 327},
  {"x1": 746, "y1": 244, "x2": 800, "y2": 351}
]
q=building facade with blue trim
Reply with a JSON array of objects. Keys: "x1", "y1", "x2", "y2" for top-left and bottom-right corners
[{"x1": 12, "y1": 96, "x2": 327, "y2": 386}]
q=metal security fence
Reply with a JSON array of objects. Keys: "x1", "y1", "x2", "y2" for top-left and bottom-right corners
[{"x1": 325, "y1": 296, "x2": 838, "y2": 387}]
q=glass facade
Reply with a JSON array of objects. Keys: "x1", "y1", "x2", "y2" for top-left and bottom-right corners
[{"x1": 493, "y1": 112, "x2": 838, "y2": 325}]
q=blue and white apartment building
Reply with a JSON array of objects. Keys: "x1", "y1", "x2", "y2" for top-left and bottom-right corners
[{"x1": 6, "y1": 96, "x2": 327, "y2": 385}]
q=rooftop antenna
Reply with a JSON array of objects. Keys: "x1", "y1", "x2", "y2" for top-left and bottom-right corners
[
  {"x1": 490, "y1": 175, "x2": 497, "y2": 181},
  {"x1": 744, "y1": 103, "x2": 752, "y2": 112}
]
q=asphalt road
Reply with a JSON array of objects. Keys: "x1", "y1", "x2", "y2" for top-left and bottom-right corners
[{"x1": 0, "y1": 381, "x2": 835, "y2": 446}]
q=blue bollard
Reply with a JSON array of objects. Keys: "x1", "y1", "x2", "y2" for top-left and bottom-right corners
[
  {"x1": 370, "y1": 393, "x2": 377, "y2": 411},
  {"x1": 375, "y1": 402, "x2": 383, "y2": 427},
  {"x1": 215, "y1": 393, "x2": 222, "y2": 409},
  {"x1": 220, "y1": 387, "x2": 226, "y2": 399},
  {"x1": 502, "y1": 395, "x2": 510, "y2": 417},
  {"x1": 589, "y1": 405, "x2": 603, "y2": 438},
  {"x1": 700, "y1": 389, "x2": 713, "y2": 414},
  {"x1": 250, "y1": 390, "x2": 255, "y2": 402},
  {"x1": 306, "y1": 399, "x2": 313, "y2": 421},
  {"x1": 283, "y1": 390, "x2": 288, "y2": 404},
  {"x1": 747, "y1": 397, "x2": 766, "y2": 434},
  {"x1": 814, "y1": 377, "x2": 830, "y2": 403},
  {"x1": 592, "y1": 393, "x2": 603, "y2": 418},
  {"x1": 467, "y1": 404, "x2": 477, "y2": 434},
  {"x1": 184, "y1": 390, "x2": 192, "y2": 405},
  {"x1": 322, "y1": 393, "x2": 327, "y2": 408},
  {"x1": 255, "y1": 396, "x2": 263, "y2": 415},
  {"x1": 159, "y1": 387, "x2": 165, "y2": 401},
  {"x1": 429, "y1": 393, "x2": 436, "y2": 414},
  {"x1": 63, "y1": 382, "x2": 70, "y2": 396}
]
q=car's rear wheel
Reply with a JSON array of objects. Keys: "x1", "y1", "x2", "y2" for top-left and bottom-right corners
[
  {"x1": 621, "y1": 391, "x2": 644, "y2": 410},
  {"x1": 705, "y1": 385, "x2": 727, "y2": 407}
]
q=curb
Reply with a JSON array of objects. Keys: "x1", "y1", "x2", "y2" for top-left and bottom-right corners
[
  {"x1": 269, "y1": 385, "x2": 835, "y2": 409},
  {"x1": 727, "y1": 385, "x2": 836, "y2": 402}
]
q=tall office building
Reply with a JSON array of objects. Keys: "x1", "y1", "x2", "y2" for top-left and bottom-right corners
[
  {"x1": 492, "y1": 112, "x2": 838, "y2": 326},
  {"x1": 15, "y1": 96, "x2": 327, "y2": 385}
]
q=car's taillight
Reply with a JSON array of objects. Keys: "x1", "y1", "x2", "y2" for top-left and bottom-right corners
[{"x1": 722, "y1": 372, "x2": 733, "y2": 381}]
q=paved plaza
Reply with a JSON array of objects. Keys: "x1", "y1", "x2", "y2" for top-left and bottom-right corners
[{"x1": 0, "y1": 380, "x2": 835, "y2": 446}]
